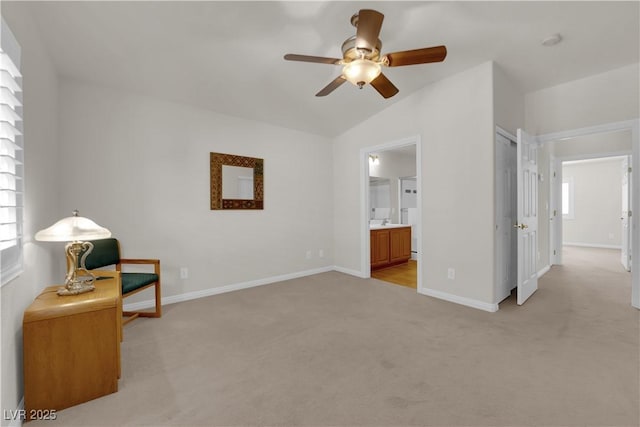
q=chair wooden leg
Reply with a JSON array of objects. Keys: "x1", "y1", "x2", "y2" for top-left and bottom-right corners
[
  {"x1": 121, "y1": 282, "x2": 162, "y2": 323},
  {"x1": 127, "y1": 312, "x2": 160, "y2": 318},
  {"x1": 155, "y1": 280, "x2": 162, "y2": 317},
  {"x1": 122, "y1": 313, "x2": 140, "y2": 325}
]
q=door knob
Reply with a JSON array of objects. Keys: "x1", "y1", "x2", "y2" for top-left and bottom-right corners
[{"x1": 513, "y1": 223, "x2": 529, "y2": 230}]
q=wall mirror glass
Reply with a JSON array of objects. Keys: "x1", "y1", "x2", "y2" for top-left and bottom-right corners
[
  {"x1": 210, "y1": 152, "x2": 264, "y2": 210},
  {"x1": 222, "y1": 165, "x2": 254, "y2": 200},
  {"x1": 369, "y1": 177, "x2": 391, "y2": 219}
]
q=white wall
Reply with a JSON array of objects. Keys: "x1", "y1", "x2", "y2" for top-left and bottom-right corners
[
  {"x1": 493, "y1": 63, "x2": 525, "y2": 137},
  {"x1": 526, "y1": 63, "x2": 639, "y2": 135},
  {"x1": 552, "y1": 130, "x2": 632, "y2": 159},
  {"x1": 334, "y1": 61, "x2": 496, "y2": 308},
  {"x1": 1, "y1": 3, "x2": 61, "y2": 421},
  {"x1": 57, "y1": 79, "x2": 334, "y2": 305},
  {"x1": 562, "y1": 158, "x2": 624, "y2": 248}
]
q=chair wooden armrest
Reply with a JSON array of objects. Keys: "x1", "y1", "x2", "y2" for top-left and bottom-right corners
[
  {"x1": 120, "y1": 258, "x2": 160, "y2": 274},
  {"x1": 120, "y1": 258, "x2": 160, "y2": 266}
]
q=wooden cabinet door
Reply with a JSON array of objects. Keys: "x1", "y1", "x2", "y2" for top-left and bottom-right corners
[
  {"x1": 371, "y1": 230, "x2": 390, "y2": 267},
  {"x1": 390, "y1": 227, "x2": 411, "y2": 263},
  {"x1": 400, "y1": 227, "x2": 411, "y2": 258}
]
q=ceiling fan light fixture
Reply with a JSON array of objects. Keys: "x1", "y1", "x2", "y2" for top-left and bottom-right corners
[
  {"x1": 284, "y1": 9, "x2": 446, "y2": 98},
  {"x1": 342, "y1": 59, "x2": 381, "y2": 88}
]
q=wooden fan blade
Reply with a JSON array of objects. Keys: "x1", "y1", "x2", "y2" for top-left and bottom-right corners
[
  {"x1": 355, "y1": 9, "x2": 384, "y2": 52},
  {"x1": 316, "y1": 75, "x2": 347, "y2": 97},
  {"x1": 284, "y1": 54, "x2": 342, "y2": 65},
  {"x1": 384, "y1": 46, "x2": 447, "y2": 67},
  {"x1": 370, "y1": 73, "x2": 399, "y2": 99}
]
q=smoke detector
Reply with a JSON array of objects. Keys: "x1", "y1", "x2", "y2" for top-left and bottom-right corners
[{"x1": 541, "y1": 33, "x2": 563, "y2": 47}]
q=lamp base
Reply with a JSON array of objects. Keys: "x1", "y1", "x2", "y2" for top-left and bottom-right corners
[
  {"x1": 57, "y1": 283, "x2": 96, "y2": 296},
  {"x1": 57, "y1": 241, "x2": 97, "y2": 296}
]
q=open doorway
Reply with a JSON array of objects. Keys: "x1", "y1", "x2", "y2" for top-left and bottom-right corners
[
  {"x1": 561, "y1": 156, "x2": 631, "y2": 265},
  {"x1": 544, "y1": 128, "x2": 634, "y2": 306},
  {"x1": 559, "y1": 155, "x2": 632, "y2": 291},
  {"x1": 548, "y1": 129, "x2": 633, "y2": 272},
  {"x1": 362, "y1": 136, "x2": 422, "y2": 291}
]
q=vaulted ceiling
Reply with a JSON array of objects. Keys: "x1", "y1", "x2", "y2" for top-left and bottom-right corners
[{"x1": 21, "y1": 1, "x2": 640, "y2": 137}]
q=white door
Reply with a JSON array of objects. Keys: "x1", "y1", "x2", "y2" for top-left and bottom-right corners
[
  {"x1": 495, "y1": 133, "x2": 517, "y2": 302},
  {"x1": 516, "y1": 129, "x2": 539, "y2": 305},
  {"x1": 621, "y1": 156, "x2": 632, "y2": 271}
]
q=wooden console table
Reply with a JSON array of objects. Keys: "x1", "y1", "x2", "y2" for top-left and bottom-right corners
[{"x1": 23, "y1": 270, "x2": 122, "y2": 420}]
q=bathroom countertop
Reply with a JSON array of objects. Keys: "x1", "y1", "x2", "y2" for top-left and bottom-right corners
[{"x1": 369, "y1": 224, "x2": 411, "y2": 230}]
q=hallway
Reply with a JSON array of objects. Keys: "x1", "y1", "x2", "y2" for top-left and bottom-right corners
[{"x1": 502, "y1": 245, "x2": 632, "y2": 310}]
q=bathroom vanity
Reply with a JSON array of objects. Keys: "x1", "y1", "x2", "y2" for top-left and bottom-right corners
[{"x1": 370, "y1": 225, "x2": 411, "y2": 269}]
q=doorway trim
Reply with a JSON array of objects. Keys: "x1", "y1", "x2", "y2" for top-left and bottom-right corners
[
  {"x1": 538, "y1": 118, "x2": 639, "y2": 309},
  {"x1": 360, "y1": 135, "x2": 422, "y2": 292}
]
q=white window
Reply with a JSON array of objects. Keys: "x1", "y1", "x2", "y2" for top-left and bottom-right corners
[
  {"x1": 562, "y1": 176, "x2": 574, "y2": 219},
  {"x1": 1, "y1": 19, "x2": 23, "y2": 286}
]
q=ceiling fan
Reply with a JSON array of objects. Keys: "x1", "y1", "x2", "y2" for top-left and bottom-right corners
[{"x1": 284, "y1": 9, "x2": 447, "y2": 99}]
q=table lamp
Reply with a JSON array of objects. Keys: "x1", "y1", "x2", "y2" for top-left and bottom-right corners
[{"x1": 35, "y1": 210, "x2": 111, "y2": 296}]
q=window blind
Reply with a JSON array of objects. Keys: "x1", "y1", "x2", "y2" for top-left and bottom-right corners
[{"x1": 0, "y1": 40, "x2": 24, "y2": 285}]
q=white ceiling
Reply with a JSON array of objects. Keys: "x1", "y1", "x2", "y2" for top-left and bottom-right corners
[{"x1": 23, "y1": 1, "x2": 639, "y2": 138}]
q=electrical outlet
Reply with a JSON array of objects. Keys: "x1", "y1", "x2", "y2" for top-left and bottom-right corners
[
  {"x1": 319, "y1": 249, "x2": 324, "y2": 258},
  {"x1": 306, "y1": 250, "x2": 312, "y2": 260},
  {"x1": 447, "y1": 268, "x2": 455, "y2": 280},
  {"x1": 180, "y1": 267, "x2": 188, "y2": 279}
]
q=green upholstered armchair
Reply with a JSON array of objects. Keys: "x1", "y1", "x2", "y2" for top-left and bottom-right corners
[{"x1": 82, "y1": 238, "x2": 162, "y2": 325}]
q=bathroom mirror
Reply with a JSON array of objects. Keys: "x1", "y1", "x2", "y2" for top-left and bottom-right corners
[
  {"x1": 369, "y1": 177, "x2": 391, "y2": 219},
  {"x1": 210, "y1": 152, "x2": 264, "y2": 210}
]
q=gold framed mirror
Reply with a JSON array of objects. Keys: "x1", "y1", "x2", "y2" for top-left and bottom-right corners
[{"x1": 210, "y1": 152, "x2": 264, "y2": 210}]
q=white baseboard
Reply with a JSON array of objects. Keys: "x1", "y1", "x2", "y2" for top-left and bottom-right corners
[
  {"x1": 125, "y1": 265, "x2": 503, "y2": 314},
  {"x1": 123, "y1": 266, "x2": 334, "y2": 311},
  {"x1": 418, "y1": 287, "x2": 499, "y2": 312},
  {"x1": 564, "y1": 242, "x2": 622, "y2": 250},
  {"x1": 332, "y1": 265, "x2": 368, "y2": 278},
  {"x1": 495, "y1": 288, "x2": 512, "y2": 304},
  {"x1": 537, "y1": 265, "x2": 551, "y2": 278},
  {"x1": 6, "y1": 398, "x2": 24, "y2": 427}
]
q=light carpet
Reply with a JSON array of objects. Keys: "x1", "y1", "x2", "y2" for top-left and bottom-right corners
[{"x1": 29, "y1": 246, "x2": 638, "y2": 426}]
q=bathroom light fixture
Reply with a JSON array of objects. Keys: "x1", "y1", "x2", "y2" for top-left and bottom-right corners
[
  {"x1": 369, "y1": 155, "x2": 380, "y2": 165},
  {"x1": 342, "y1": 58, "x2": 382, "y2": 88},
  {"x1": 35, "y1": 210, "x2": 111, "y2": 296}
]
